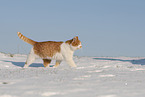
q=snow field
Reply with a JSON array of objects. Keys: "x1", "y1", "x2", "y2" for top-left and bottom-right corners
[{"x1": 0, "y1": 53, "x2": 145, "y2": 97}]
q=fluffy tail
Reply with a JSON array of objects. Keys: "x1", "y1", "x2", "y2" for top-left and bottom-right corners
[{"x1": 17, "y1": 32, "x2": 37, "y2": 45}]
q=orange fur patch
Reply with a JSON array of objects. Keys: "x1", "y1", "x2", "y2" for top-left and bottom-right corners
[
  {"x1": 43, "y1": 59, "x2": 51, "y2": 67},
  {"x1": 33, "y1": 41, "x2": 63, "y2": 58},
  {"x1": 71, "y1": 36, "x2": 81, "y2": 47},
  {"x1": 65, "y1": 39, "x2": 73, "y2": 44},
  {"x1": 17, "y1": 32, "x2": 37, "y2": 45}
]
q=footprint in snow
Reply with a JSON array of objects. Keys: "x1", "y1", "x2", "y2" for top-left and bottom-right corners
[
  {"x1": 0, "y1": 81, "x2": 15, "y2": 85},
  {"x1": 0, "y1": 82, "x2": 9, "y2": 85}
]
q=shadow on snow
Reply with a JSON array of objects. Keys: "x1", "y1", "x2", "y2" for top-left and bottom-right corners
[
  {"x1": 3, "y1": 60, "x2": 44, "y2": 67},
  {"x1": 3, "y1": 60, "x2": 54, "y2": 67},
  {"x1": 93, "y1": 58, "x2": 145, "y2": 65}
]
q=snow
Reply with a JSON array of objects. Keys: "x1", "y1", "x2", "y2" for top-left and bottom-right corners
[{"x1": 0, "y1": 52, "x2": 145, "y2": 97}]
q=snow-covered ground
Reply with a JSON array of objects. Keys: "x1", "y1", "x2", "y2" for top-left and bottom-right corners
[{"x1": 0, "y1": 52, "x2": 145, "y2": 97}]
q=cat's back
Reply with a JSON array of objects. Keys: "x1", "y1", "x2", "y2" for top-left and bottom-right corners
[
  {"x1": 35, "y1": 41, "x2": 63, "y2": 47},
  {"x1": 33, "y1": 41, "x2": 64, "y2": 58}
]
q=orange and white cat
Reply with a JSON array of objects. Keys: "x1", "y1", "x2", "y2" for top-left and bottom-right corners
[{"x1": 17, "y1": 32, "x2": 82, "y2": 68}]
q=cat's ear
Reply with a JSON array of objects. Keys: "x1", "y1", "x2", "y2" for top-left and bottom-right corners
[{"x1": 72, "y1": 36, "x2": 78, "y2": 42}]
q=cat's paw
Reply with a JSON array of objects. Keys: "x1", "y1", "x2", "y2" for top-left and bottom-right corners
[
  {"x1": 23, "y1": 64, "x2": 29, "y2": 68},
  {"x1": 53, "y1": 66, "x2": 58, "y2": 68}
]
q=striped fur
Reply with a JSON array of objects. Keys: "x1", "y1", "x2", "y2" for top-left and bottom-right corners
[{"x1": 17, "y1": 32, "x2": 37, "y2": 45}]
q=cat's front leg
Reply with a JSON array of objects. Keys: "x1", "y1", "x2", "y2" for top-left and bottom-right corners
[{"x1": 65, "y1": 59, "x2": 77, "y2": 67}]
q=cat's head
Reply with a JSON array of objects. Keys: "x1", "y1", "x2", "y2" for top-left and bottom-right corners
[{"x1": 66, "y1": 36, "x2": 82, "y2": 51}]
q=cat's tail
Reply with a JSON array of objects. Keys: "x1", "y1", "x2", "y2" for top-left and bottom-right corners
[{"x1": 17, "y1": 32, "x2": 37, "y2": 45}]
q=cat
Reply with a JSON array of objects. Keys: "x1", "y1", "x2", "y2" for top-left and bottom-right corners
[{"x1": 17, "y1": 32, "x2": 82, "y2": 68}]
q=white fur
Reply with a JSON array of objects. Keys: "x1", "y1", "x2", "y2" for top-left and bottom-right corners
[
  {"x1": 70, "y1": 43, "x2": 82, "y2": 51},
  {"x1": 24, "y1": 48, "x2": 36, "y2": 68},
  {"x1": 51, "y1": 53, "x2": 63, "y2": 60},
  {"x1": 60, "y1": 43, "x2": 77, "y2": 67},
  {"x1": 78, "y1": 43, "x2": 82, "y2": 49}
]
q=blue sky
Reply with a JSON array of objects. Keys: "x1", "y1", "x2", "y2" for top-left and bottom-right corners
[{"x1": 0, "y1": 0, "x2": 145, "y2": 57}]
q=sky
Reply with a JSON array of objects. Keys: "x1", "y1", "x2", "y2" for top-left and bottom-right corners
[{"x1": 0, "y1": 0, "x2": 145, "y2": 57}]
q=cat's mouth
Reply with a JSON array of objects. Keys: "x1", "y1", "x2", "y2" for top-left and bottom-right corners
[{"x1": 77, "y1": 45, "x2": 82, "y2": 49}]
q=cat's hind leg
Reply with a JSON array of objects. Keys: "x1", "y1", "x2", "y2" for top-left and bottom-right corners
[
  {"x1": 53, "y1": 60, "x2": 62, "y2": 68},
  {"x1": 24, "y1": 48, "x2": 36, "y2": 68},
  {"x1": 43, "y1": 59, "x2": 51, "y2": 67}
]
